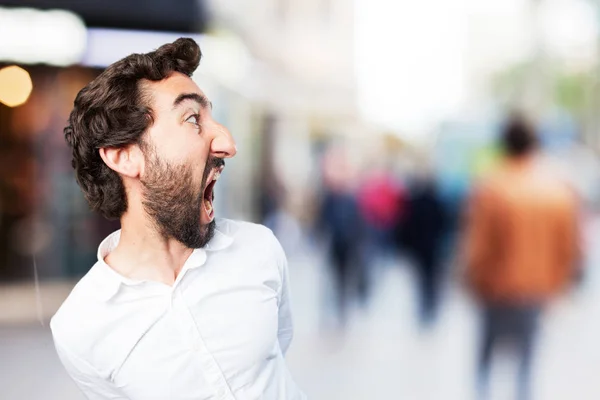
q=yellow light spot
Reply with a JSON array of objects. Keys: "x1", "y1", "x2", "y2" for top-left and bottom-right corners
[{"x1": 0, "y1": 66, "x2": 33, "y2": 107}]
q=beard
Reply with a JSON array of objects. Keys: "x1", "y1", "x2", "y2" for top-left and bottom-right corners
[{"x1": 140, "y1": 149, "x2": 221, "y2": 249}]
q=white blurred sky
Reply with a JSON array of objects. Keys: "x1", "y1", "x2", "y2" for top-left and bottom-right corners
[{"x1": 354, "y1": 0, "x2": 598, "y2": 138}]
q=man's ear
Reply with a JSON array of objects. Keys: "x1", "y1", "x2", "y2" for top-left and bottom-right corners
[{"x1": 99, "y1": 145, "x2": 142, "y2": 178}]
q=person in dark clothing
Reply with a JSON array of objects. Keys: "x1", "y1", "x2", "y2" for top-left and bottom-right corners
[
  {"x1": 319, "y1": 188, "x2": 364, "y2": 327},
  {"x1": 398, "y1": 177, "x2": 447, "y2": 328}
]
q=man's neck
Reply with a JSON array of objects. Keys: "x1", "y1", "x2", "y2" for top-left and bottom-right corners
[{"x1": 104, "y1": 209, "x2": 193, "y2": 286}]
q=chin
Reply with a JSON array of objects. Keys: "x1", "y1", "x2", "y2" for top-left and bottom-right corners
[{"x1": 180, "y1": 219, "x2": 216, "y2": 249}]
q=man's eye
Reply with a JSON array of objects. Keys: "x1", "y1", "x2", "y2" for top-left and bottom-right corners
[{"x1": 186, "y1": 114, "x2": 200, "y2": 126}]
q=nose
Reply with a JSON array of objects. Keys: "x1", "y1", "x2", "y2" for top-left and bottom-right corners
[{"x1": 210, "y1": 123, "x2": 237, "y2": 159}]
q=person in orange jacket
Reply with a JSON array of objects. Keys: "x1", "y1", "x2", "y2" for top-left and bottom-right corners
[{"x1": 463, "y1": 113, "x2": 581, "y2": 400}]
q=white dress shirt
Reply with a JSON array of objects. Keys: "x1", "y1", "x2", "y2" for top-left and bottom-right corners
[{"x1": 51, "y1": 219, "x2": 306, "y2": 400}]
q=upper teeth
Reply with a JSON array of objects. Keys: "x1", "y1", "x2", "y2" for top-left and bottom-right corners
[{"x1": 212, "y1": 170, "x2": 221, "y2": 182}]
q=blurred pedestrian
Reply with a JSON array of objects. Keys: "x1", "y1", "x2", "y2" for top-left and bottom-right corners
[
  {"x1": 357, "y1": 165, "x2": 405, "y2": 266},
  {"x1": 463, "y1": 113, "x2": 581, "y2": 400},
  {"x1": 398, "y1": 175, "x2": 447, "y2": 328},
  {"x1": 317, "y1": 146, "x2": 365, "y2": 328}
]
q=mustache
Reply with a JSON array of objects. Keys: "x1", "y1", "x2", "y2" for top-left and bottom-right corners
[
  {"x1": 209, "y1": 157, "x2": 225, "y2": 170},
  {"x1": 202, "y1": 157, "x2": 225, "y2": 184}
]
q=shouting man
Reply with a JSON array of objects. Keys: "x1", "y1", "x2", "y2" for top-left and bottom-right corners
[{"x1": 51, "y1": 38, "x2": 306, "y2": 400}]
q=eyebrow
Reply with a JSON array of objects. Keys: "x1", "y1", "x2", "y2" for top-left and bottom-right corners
[{"x1": 172, "y1": 93, "x2": 212, "y2": 110}]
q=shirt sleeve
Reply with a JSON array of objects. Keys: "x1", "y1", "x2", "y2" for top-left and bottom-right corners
[
  {"x1": 271, "y1": 233, "x2": 294, "y2": 356},
  {"x1": 54, "y1": 342, "x2": 129, "y2": 400}
]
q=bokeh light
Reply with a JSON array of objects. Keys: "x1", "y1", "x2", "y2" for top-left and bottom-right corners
[{"x1": 0, "y1": 65, "x2": 33, "y2": 107}]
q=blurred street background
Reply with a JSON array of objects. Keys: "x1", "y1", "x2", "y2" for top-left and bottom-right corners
[{"x1": 3, "y1": 0, "x2": 600, "y2": 399}]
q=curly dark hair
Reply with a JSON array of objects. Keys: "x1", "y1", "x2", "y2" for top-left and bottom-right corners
[{"x1": 64, "y1": 38, "x2": 201, "y2": 220}]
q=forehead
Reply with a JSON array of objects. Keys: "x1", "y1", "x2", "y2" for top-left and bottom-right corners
[{"x1": 144, "y1": 72, "x2": 204, "y2": 110}]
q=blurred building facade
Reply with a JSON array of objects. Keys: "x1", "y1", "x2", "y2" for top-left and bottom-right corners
[
  {"x1": 0, "y1": 3, "x2": 250, "y2": 280},
  {"x1": 207, "y1": 0, "x2": 364, "y2": 223}
]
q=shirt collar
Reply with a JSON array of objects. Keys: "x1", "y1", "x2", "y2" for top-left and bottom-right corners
[
  {"x1": 92, "y1": 223, "x2": 234, "y2": 302},
  {"x1": 203, "y1": 227, "x2": 234, "y2": 252}
]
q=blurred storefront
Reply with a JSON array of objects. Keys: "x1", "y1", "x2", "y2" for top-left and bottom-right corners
[
  {"x1": 0, "y1": 4, "x2": 262, "y2": 281},
  {"x1": 0, "y1": 65, "x2": 105, "y2": 281},
  {"x1": 0, "y1": 0, "x2": 367, "y2": 281}
]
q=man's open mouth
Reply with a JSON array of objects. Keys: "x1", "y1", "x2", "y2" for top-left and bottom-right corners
[{"x1": 202, "y1": 166, "x2": 223, "y2": 221}]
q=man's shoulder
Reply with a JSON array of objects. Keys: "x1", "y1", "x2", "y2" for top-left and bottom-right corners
[
  {"x1": 50, "y1": 263, "x2": 109, "y2": 345},
  {"x1": 217, "y1": 218, "x2": 285, "y2": 265},
  {"x1": 217, "y1": 218, "x2": 278, "y2": 244}
]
